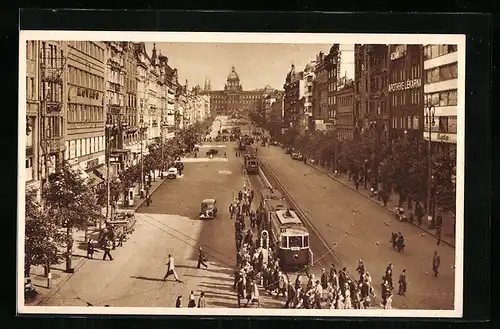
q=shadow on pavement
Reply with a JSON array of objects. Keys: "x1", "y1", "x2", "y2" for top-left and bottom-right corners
[
  {"x1": 204, "y1": 267, "x2": 234, "y2": 276},
  {"x1": 130, "y1": 275, "x2": 166, "y2": 282},
  {"x1": 183, "y1": 274, "x2": 233, "y2": 283},
  {"x1": 209, "y1": 300, "x2": 238, "y2": 308}
]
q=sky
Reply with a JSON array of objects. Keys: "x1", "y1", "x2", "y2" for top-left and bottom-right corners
[{"x1": 145, "y1": 43, "x2": 354, "y2": 91}]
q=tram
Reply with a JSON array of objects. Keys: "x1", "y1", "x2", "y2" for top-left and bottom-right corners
[
  {"x1": 244, "y1": 153, "x2": 259, "y2": 175},
  {"x1": 258, "y1": 188, "x2": 311, "y2": 269}
]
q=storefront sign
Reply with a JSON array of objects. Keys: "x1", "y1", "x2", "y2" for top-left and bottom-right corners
[
  {"x1": 388, "y1": 79, "x2": 422, "y2": 92},
  {"x1": 390, "y1": 45, "x2": 407, "y2": 61},
  {"x1": 436, "y1": 133, "x2": 450, "y2": 141}
]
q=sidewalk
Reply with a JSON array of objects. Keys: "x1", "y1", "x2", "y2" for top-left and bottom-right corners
[
  {"x1": 306, "y1": 161, "x2": 455, "y2": 247},
  {"x1": 25, "y1": 172, "x2": 169, "y2": 306}
]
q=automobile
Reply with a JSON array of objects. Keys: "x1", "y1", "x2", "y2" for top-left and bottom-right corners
[
  {"x1": 272, "y1": 141, "x2": 279, "y2": 146},
  {"x1": 206, "y1": 149, "x2": 219, "y2": 156},
  {"x1": 291, "y1": 152, "x2": 304, "y2": 161},
  {"x1": 284, "y1": 147, "x2": 293, "y2": 154},
  {"x1": 166, "y1": 167, "x2": 178, "y2": 179},
  {"x1": 200, "y1": 199, "x2": 218, "y2": 219}
]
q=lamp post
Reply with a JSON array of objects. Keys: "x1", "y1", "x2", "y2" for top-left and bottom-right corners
[
  {"x1": 425, "y1": 104, "x2": 436, "y2": 229},
  {"x1": 105, "y1": 121, "x2": 114, "y2": 224},
  {"x1": 139, "y1": 119, "x2": 145, "y2": 197}
]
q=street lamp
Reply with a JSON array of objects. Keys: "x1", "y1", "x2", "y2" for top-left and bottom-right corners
[
  {"x1": 425, "y1": 103, "x2": 436, "y2": 229},
  {"x1": 105, "y1": 121, "x2": 114, "y2": 223},
  {"x1": 403, "y1": 129, "x2": 408, "y2": 144}
]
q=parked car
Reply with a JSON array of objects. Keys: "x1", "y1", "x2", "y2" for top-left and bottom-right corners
[
  {"x1": 291, "y1": 152, "x2": 304, "y2": 161},
  {"x1": 200, "y1": 199, "x2": 218, "y2": 219},
  {"x1": 166, "y1": 167, "x2": 178, "y2": 179}
]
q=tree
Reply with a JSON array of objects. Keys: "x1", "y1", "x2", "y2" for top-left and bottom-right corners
[
  {"x1": 43, "y1": 162, "x2": 103, "y2": 272},
  {"x1": 24, "y1": 187, "x2": 64, "y2": 277},
  {"x1": 432, "y1": 152, "x2": 456, "y2": 214}
]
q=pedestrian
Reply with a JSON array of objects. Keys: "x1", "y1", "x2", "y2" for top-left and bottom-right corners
[
  {"x1": 118, "y1": 233, "x2": 124, "y2": 247},
  {"x1": 385, "y1": 263, "x2": 394, "y2": 289},
  {"x1": 284, "y1": 282, "x2": 296, "y2": 308},
  {"x1": 238, "y1": 190, "x2": 243, "y2": 202},
  {"x1": 320, "y1": 268, "x2": 328, "y2": 289},
  {"x1": 197, "y1": 246, "x2": 208, "y2": 269},
  {"x1": 436, "y1": 227, "x2": 442, "y2": 245},
  {"x1": 313, "y1": 280, "x2": 323, "y2": 309},
  {"x1": 415, "y1": 202, "x2": 424, "y2": 226},
  {"x1": 356, "y1": 259, "x2": 365, "y2": 282},
  {"x1": 102, "y1": 239, "x2": 113, "y2": 261},
  {"x1": 398, "y1": 269, "x2": 407, "y2": 296},
  {"x1": 87, "y1": 239, "x2": 94, "y2": 259},
  {"x1": 229, "y1": 204, "x2": 234, "y2": 219},
  {"x1": 175, "y1": 295, "x2": 182, "y2": 308},
  {"x1": 344, "y1": 283, "x2": 352, "y2": 309},
  {"x1": 391, "y1": 232, "x2": 398, "y2": 250},
  {"x1": 163, "y1": 253, "x2": 183, "y2": 283},
  {"x1": 382, "y1": 190, "x2": 389, "y2": 207},
  {"x1": 146, "y1": 194, "x2": 152, "y2": 207},
  {"x1": 397, "y1": 232, "x2": 405, "y2": 252},
  {"x1": 432, "y1": 251, "x2": 441, "y2": 277},
  {"x1": 188, "y1": 291, "x2": 196, "y2": 307},
  {"x1": 355, "y1": 176, "x2": 361, "y2": 190},
  {"x1": 198, "y1": 291, "x2": 206, "y2": 308}
]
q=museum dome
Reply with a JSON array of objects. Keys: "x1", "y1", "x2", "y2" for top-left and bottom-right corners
[{"x1": 227, "y1": 66, "x2": 240, "y2": 82}]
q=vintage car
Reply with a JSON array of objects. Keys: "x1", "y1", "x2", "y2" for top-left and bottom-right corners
[
  {"x1": 291, "y1": 152, "x2": 304, "y2": 161},
  {"x1": 200, "y1": 199, "x2": 218, "y2": 219},
  {"x1": 166, "y1": 167, "x2": 178, "y2": 179},
  {"x1": 206, "y1": 149, "x2": 219, "y2": 157}
]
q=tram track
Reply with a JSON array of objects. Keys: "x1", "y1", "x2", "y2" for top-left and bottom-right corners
[{"x1": 256, "y1": 157, "x2": 384, "y2": 308}]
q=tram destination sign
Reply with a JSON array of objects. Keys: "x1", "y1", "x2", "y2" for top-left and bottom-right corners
[{"x1": 388, "y1": 78, "x2": 422, "y2": 92}]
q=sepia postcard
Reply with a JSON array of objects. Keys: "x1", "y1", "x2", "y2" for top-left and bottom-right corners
[{"x1": 18, "y1": 31, "x2": 465, "y2": 317}]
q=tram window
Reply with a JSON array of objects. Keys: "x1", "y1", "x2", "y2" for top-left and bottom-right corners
[
  {"x1": 281, "y1": 236, "x2": 288, "y2": 248},
  {"x1": 303, "y1": 235, "x2": 309, "y2": 247},
  {"x1": 289, "y1": 236, "x2": 302, "y2": 248}
]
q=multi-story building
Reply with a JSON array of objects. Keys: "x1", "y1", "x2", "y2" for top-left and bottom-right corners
[
  {"x1": 65, "y1": 41, "x2": 107, "y2": 183},
  {"x1": 123, "y1": 42, "x2": 139, "y2": 149},
  {"x1": 334, "y1": 76, "x2": 355, "y2": 141},
  {"x1": 423, "y1": 44, "x2": 458, "y2": 155},
  {"x1": 38, "y1": 41, "x2": 67, "y2": 186},
  {"x1": 388, "y1": 44, "x2": 424, "y2": 142},
  {"x1": 354, "y1": 44, "x2": 390, "y2": 142},
  {"x1": 202, "y1": 66, "x2": 264, "y2": 117},
  {"x1": 147, "y1": 45, "x2": 161, "y2": 141},
  {"x1": 302, "y1": 62, "x2": 315, "y2": 133},
  {"x1": 104, "y1": 41, "x2": 131, "y2": 172},
  {"x1": 25, "y1": 41, "x2": 40, "y2": 191},
  {"x1": 313, "y1": 52, "x2": 329, "y2": 131},
  {"x1": 326, "y1": 45, "x2": 341, "y2": 129},
  {"x1": 175, "y1": 82, "x2": 188, "y2": 129},
  {"x1": 283, "y1": 64, "x2": 304, "y2": 131}
]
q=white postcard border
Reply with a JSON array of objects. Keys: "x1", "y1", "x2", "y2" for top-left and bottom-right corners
[{"x1": 17, "y1": 31, "x2": 466, "y2": 318}]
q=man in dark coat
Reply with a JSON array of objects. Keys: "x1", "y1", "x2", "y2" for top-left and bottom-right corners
[
  {"x1": 197, "y1": 246, "x2": 208, "y2": 268},
  {"x1": 284, "y1": 282, "x2": 296, "y2": 308},
  {"x1": 320, "y1": 268, "x2": 328, "y2": 289},
  {"x1": 398, "y1": 269, "x2": 407, "y2": 296},
  {"x1": 432, "y1": 251, "x2": 441, "y2": 277},
  {"x1": 415, "y1": 202, "x2": 424, "y2": 226}
]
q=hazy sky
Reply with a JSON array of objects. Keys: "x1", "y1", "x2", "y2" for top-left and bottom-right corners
[{"x1": 145, "y1": 43, "x2": 354, "y2": 91}]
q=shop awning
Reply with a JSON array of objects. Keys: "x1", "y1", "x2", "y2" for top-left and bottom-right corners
[
  {"x1": 87, "y1": 171, "x2": 104, "y2": 187},
  {"x1": 71, "y1": 163, "x2": 89, "y2": 180},
  {"x1": 95, "y1": 166, "x2": 107, "y2": 178}
]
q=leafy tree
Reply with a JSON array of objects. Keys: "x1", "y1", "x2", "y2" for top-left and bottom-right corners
[
  {"x1": 432, "y1": 151, "x2": 456, "y2": 214},
  {"x1": 43, "y1": 162, "x2": 103, "y2": 272},
  {"x1": 24, "y1": 187, "x2": 64, "y2": 277}
]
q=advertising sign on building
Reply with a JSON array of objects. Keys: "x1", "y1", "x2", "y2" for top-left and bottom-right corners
[
  {"x1": 388, "y1": 79, "x2": 422, "y2": 92},
  {"x1": 390, "y1": 44, "x2": 408, "y2": 61}
]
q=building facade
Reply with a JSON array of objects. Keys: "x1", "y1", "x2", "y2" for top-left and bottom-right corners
[
  {"x1": 65, "y1": 41, "x2": 107, "y2": 183},
  {"x1": 202, "y1": 66, "x2": 264, "y2": 117},
  {"x1": 39, "y1": 41, "x2": 67, "y2": 186},
  {"x1": 354, "y1": 44, "x2": 390, "y2": 142},
  {"x1": 302, "y1": 63, "x2": 315, "y2": 133},
  {"x1": 423, "y1": 44, "x2": 458, "y2": 155},
  {"x1": 25, "y1": 41, "x2": 40, "y2": 190},
  {"x1": 283, "y1": 64, "x2": 304, "y2": 131},
  {"x1": 326, "y1": 45, "x2": 341, "y2": 129},
  {"x1": 334, "y1": 76, "x2": 355, "y2": 141},
  {"x1": 313, "y1": 52, "x2": 329, "y2": 131},
  {"x1": 388, "y1": 44, "x2": 424, "y2": 142}
]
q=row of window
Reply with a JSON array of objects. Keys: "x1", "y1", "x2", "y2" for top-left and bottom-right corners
[
  {"x1": 338, "y1": 130, "x2": 353, "y2": 141},
  {"x1": 41, "y1": 42, "x2": 64, "y2": 69},
  {"x1": 390, "y1": 64, "x2": 422, "y2": 84},
  {"x1": 66, "y1": 136, "x2": 106, "y2": 160},
  {"x1": 424, "y1": 45, "x2": 457, "y2": 61},
  {"x1": 425, "y1": 89, "x2": 458, "y2": 107},
  {"x1": 68, "y1": 41, "x2": 105, "y2": 62},
  {"x1": 425, "y1": 62, "x2": 458, "y2": 84},
  {"x1": 26, "y1": 77, "x2": 36, "y2": 100},
  {"x1": 107, "y1": 91, "x2": 124, "y2": 106},
  {"x1": 338, "y1": 95, "x2": 354, "y2": 107},
  {"x1": 391, "y1": 116, "x2": 420, "y2": 130},
  {"x1": 108, "y1": 69, "x2": 125, "y2": 85},
  {"x1": 338, "y1": 113, "x2": 354, "y2": 125},
  {"x1": 43, "y1": 116, "x2": 64, "y2": 138},
  {"x1": 67, "y1": 104, "x2": 105, "y2": 123},
  {"x1": 426, "y1": 116, "x2": 458, "y2": 134},
  {"x1": 41, "y1": 81, "x2": 63, "y2": 103},
  {"x1": 68, "y1": 65, "x2": 104, "y2": 90},
  {"x1": 26, "y1": 41, "x2": 38, "y2": 61},
  {"x1": 391, "y1": 89, "x2": 423, "y2": 106}
]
